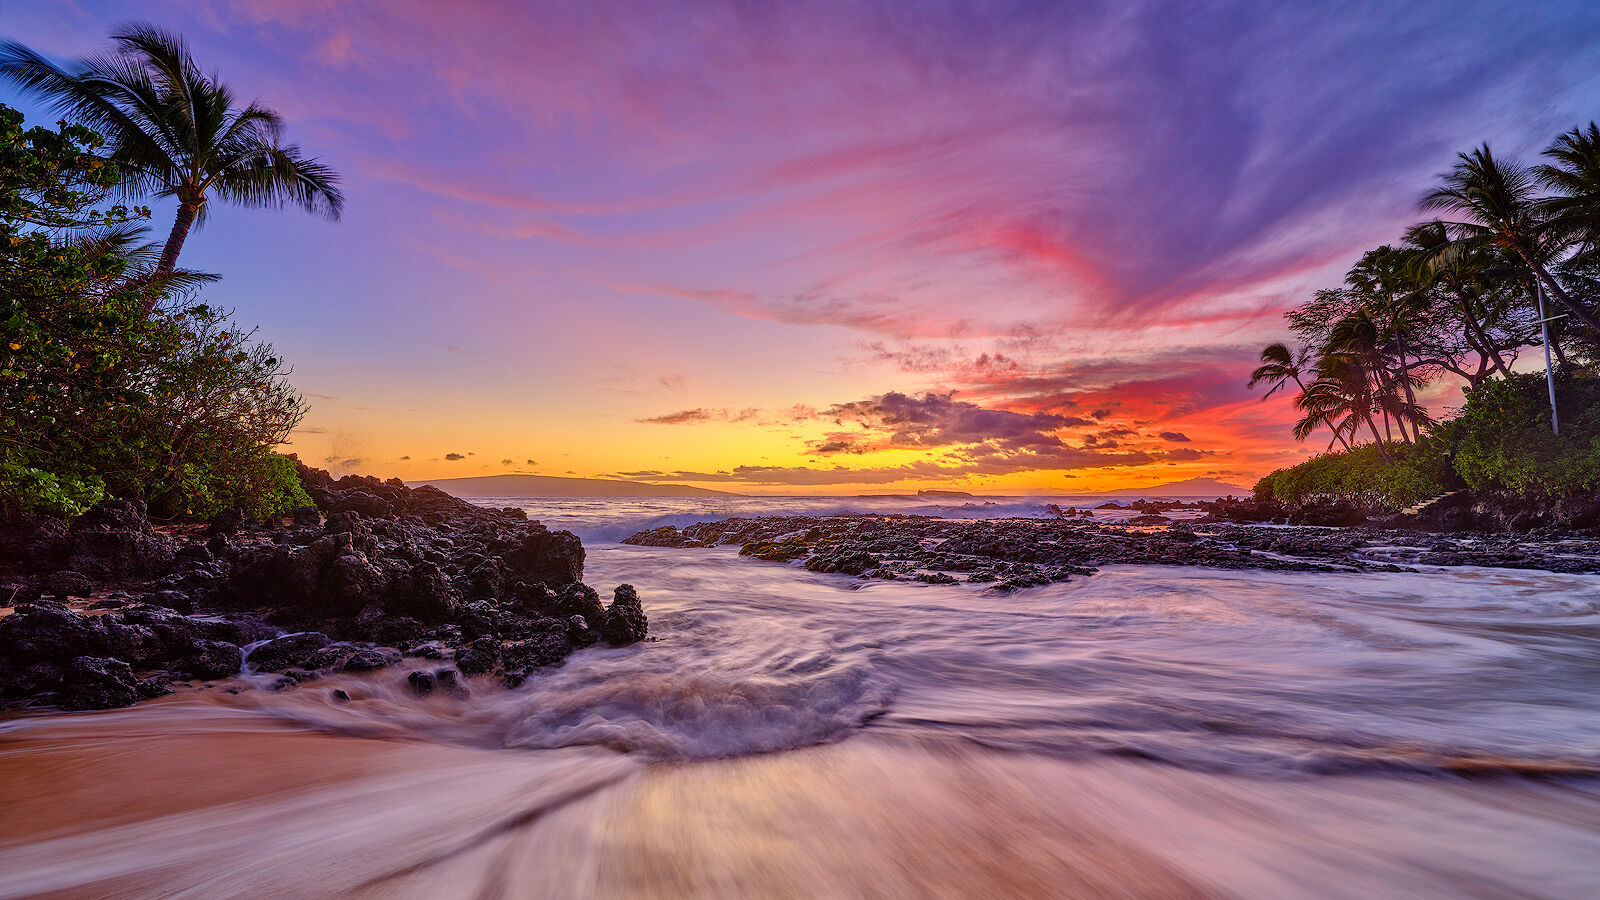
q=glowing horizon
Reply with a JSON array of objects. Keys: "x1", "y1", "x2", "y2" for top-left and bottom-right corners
[{"x1": 7, "y1": 1, "x2": 1599, "y2": 494}]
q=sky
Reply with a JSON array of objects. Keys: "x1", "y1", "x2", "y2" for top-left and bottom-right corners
[{"x1": 5, "y1": 0, "x2": 1600, "y2": 494}]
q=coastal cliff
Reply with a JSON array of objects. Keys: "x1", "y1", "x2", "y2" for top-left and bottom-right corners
[{"x1": 0, "y1": 465, "x2": 648, "y2": 710}]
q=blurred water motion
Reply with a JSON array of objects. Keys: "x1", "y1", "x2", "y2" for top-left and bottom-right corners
[{"x1": 3, "y1": 536, "x2": 1600, "y2": 897}]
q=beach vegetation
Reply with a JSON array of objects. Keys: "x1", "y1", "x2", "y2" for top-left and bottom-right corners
[
  {"x1": 0, "y1": 103, "x2": 309, "y2": 521},
  {"x1": 1251, "y1": 120, "x2": 1600, "y2": 504}
]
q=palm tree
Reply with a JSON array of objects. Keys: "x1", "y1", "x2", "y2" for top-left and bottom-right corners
[
  {"x1": 1291, "y1": 403, "x2": 1357, "y2": 453},
  {"x1": 1420, "y1": 145, "x2": 1600, "y2": 335},
  {"x1": 0, "y1": 24, "x2": 343, "y2": 300},
  {"x1": 1325, "y1": 308, "x2": 1420, "y2": 443},
  {"x1": 1252, "y1": 342, "x2": 1353, "y2": 451},
  {"x1": 1342, "y1": 247, "x2": 1428, "y2": 436},
  {"x1": 1248, "y1": 342, "x2": 1310, "y2": 398},
  {"x1": 1402, "y1": 221, "x2": 1522, "y2": 381},
  {"x1": 1297, "y1": 357, "x2": 1391, "y2": 463},
  {"x1": 1537, "y1": 122, "x2": 1600, "y2": 262}
]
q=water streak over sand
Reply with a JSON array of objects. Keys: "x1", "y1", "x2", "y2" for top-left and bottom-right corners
[{"x1": 4, "y1": 722, "x2": 1599, "y2": 898}]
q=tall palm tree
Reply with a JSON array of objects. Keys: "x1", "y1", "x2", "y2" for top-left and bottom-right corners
[
  {"x1": 1420, "y1": 145, "x2": 1600, "y2": 335},
  {"x1": 1343, "y1": 246, "x2": 1427, "y2": 432},
  {"x1": 1537, "y1": 122, "x2": 1600, "y2": 261},
  {"x1": 0, "y1": 24, "x2": 343, "y2": 299}
]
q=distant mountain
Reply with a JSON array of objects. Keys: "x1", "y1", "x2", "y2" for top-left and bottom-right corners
[
  {"x1": 917, "y1": 489, "x2": 974, "y2": 498},
  {"x1": 409, "y1": 474, "x2": 738, "y2": 498},
  {"x1": 1090, "y1": 477, "x2": 1250, "y2": 499}
]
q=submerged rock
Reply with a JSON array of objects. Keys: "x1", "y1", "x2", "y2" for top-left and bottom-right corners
[
  {"x1": 622, "y1": 525, "x2": 690, "y2": 547},
  {"x1": 57, "y1": 655, "x2": 167, "y2": 709},
  {"x1": 501, "y1": 632, "x2": 571, "y2": 685},
  {"x1": 454, "y1": 636, "x2": 501, "y2": 676},
  {"x1": 178, "y1": 640, "x2": 244, "y2": 680},
  {"x1": 406, "y1": 670, "x2": 435, "y2": 696}
]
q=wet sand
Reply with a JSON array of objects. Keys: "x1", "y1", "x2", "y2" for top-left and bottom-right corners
[{"x1": 4, "y1": 706, "x2": 1599, "y2": 899}]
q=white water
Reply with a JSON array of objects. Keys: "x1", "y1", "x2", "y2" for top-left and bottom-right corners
[{"x1": 3, "y1": 498, "x2": 1599, "y2": 897}]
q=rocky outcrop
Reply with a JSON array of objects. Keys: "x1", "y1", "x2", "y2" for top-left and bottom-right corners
[
  {"x1": 623, "y1": 525, "x2": 695, "y2": 547},
  {"x1": 627, "y1": 512, "x2": 1600, "y2": 588},
  {"x1": 1199, "y1": 490, "x2": 1600, "y2": 535},
  {"x1": 0, "y1": 598, "x2": 274, "y2": 708},
  {"x1": 0, "y1": 464, "x2": 649, "y2": 710},
  {"x1": 1194, "y1": 496, "x2": 1289, "y2": 524},
  {"x1": 1388, "y1": 491, "x2": 1600, "y2": 534}
]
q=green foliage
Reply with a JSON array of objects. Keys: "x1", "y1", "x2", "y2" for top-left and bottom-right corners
[
  {"x1": 1442, "y1": 372, "x2": 1600, "y2": 495},
  {"x1": 167, "y1": 451, "x2": 312, "y2": 520},
  {"x1": 0, "y1": 104, "x2": 307, "y2": 521},
  {"x1": 1256, "y1": 119, "x2": 1600, "y2": 478},
  {"x1": 0, "y1": 104, "x2": 147, "y2": 231},
  {"x1": 1257, "y1": 372, "x2": 1600, "y2": 505},
  {"x1": 1255, "y1": 442, "x2": 1454, "y2": 508},
  {"x1": 0, "y1": 460, "x2": 104, "y2": 518}
]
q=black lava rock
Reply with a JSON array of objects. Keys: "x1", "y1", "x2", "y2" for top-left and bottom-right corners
[
  {"x1": 247, "y1": 633, "x2": 332, "y2": 672},
  {"x1": 601, "y1": 584, "x2": 648, "y2": 646}
]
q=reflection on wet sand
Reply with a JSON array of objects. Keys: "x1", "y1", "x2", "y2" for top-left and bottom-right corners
[{"x1": 4, "y1": 711, "x2": 1600, "y2": 899}]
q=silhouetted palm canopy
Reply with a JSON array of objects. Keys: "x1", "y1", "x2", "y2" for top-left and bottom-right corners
[
  {"x1": 0, "y1": 24, "x2": 343, "y2": 289},
  {"x1": 1247, "y1": 342, "x2": 1307, "y2": 399},
  {"x1": 1420, "y1": 145, "x2": 1600, "y2": 334},
  {"x1": 1537, "y1": 123, "x2": 1600, "y2": 261},
  {"x1": 1297, "y1": 357, "x2": 1391, "y2": 463}
]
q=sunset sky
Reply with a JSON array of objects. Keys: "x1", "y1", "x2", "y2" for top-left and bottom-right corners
[{"x1": 7, "y1": 1, "x2": 1600, "y2": 493}]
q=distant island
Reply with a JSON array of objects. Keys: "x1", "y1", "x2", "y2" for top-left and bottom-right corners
[
  {"x1": 916, "y1": 489, "x2": 975, "y2": 498},
  {"x1": 1089, "y1": 477, "x2": 1249, "y2": 499},
  {"x1": 410, "y1": 474, "x2": 739, "y2": 498}
]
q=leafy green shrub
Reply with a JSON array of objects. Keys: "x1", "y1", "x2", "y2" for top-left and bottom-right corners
[
  {"x1": 1, "y1": 105, "x2": 307, "y2": 522},
  {"x1": 1444, "y1": 372, "x2": 1600, "y2": 495},
  {"x1": 165, "y1": 451, "x2": 311, "y2": 520},
  {"x1": 1257, "y1": 441, "x2": 1453, "y2": 507},
  {"x1": 1256, "y1": 372, "x2": 1600, "y2": 505},
  {"x1": 0, "y1": 461, "x2": 105, "y2": 518}
]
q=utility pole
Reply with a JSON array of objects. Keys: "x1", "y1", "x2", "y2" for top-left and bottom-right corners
[{"x1": 1537, "y1": 281, "x2": 1561, "y2": 435}]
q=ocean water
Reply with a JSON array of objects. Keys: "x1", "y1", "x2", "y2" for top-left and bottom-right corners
[{"x1": 2, "y1": 497, "x2": 1598, "y2": 898}]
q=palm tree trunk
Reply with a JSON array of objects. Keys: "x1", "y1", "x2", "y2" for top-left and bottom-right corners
[
  {"x1": 1394, "y1": 334, "x2": 1420, "y2": 440},
  {"x1": 1330, "y1": 423, "x2": 1352, "y2": 452},
  {"x1": 1364, "y1": 415, "x2": 1392, "y2": 463},
  {"x1": 1519, "y1": 249, "x2": 1600, "y2": 335},
  {"x1": 144, "y1": 202, "x2": 198, "y2": 314},
  {"x1": 156, "y1": 203, "x2": 197, "y2": 274}
]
